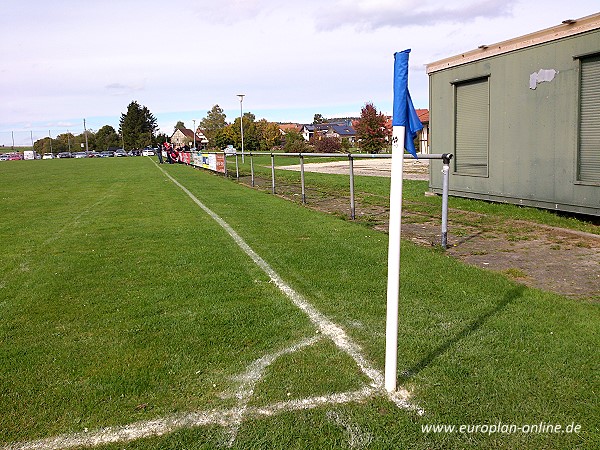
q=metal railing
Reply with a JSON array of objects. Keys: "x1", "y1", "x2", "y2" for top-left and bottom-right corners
[{"x1": 190, "y1": 151, "x2": 453, "y2": 248}]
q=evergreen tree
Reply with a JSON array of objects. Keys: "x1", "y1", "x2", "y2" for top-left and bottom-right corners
[
  {"x1": 313, "y1": 113, "x2": 326, "y2": 124},
  {"x1": 119, "y1": 101, "x2": 157, "y2": 150}
]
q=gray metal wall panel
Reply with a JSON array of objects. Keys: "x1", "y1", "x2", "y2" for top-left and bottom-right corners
[{"x1": 429, "y1": 29, "x2": 600, "y2": 216}]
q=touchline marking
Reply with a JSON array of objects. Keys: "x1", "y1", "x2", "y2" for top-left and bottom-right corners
[
  {"x1": 225, "y1": 335, "x2": 324, "y2": 446},
  {"x1": 2, "y1": 166, "x2": 422, "y2": 450},
  {"x1": 3, "y1": 388, "x2": 379, "y2": 450},
  {"x1": 158, "y1": 167, "x2": 422, "y2": 416},
  {"x1": 160, "y1": 168, "x2": 387, "y2": 387}
]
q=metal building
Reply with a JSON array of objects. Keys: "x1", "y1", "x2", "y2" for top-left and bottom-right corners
[{"x1": 427, "y1": 13, "x2": 600, "y2": 216}]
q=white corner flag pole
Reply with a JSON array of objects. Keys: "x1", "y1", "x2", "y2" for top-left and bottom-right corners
[{"x1": 385, "y1": 125, "x2": 405, "y2": 392}]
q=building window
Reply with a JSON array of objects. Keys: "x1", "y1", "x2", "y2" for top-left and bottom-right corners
[
  {"x1": 454, "y1": 77, "x2": 489, "y2": 176},
  {"x1": 578, "y1": 54, "x2": 600, "y2": 183}
]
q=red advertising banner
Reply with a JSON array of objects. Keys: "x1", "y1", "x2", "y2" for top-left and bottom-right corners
[{"x1": 216, "y1": 154, "x2": 225, "y2": 173}]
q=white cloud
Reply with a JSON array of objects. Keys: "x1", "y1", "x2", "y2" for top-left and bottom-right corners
[{"x1": 314, "y1": 0, "x2": 515, "y2": 31}]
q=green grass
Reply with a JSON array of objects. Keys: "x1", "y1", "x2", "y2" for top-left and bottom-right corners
[{"x1": 1, "y1": 158, "x2": 598, "y2": 449}]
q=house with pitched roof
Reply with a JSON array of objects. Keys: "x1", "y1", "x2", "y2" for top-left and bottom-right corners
[
  {"x1": 171, "y1": 127, "x2": 209, "y2": 149},
  {"x1": 300, "y1": 121, "x2": 357, "y2": 144}
]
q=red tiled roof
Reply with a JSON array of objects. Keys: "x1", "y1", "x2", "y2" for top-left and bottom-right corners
[
  {"x1": 382, "y1": 109, "x2": 429, "y2": 128},
  {"x1": 279, "y1": 123, "x2": 302, "y2": 132},
  {"x1": 416, "y1": 109, "x2": 429, "y2": 123}
]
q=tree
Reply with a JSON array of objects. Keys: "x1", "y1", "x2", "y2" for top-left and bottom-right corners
[
  {"x1": 212, "y1": 126, "x2": 236, "y2": 150},
  {"x1": 174, "y1": 121, "x2": 186, "y2": 132},
  {"x1": 155, "y1": 132, "x2": 169, "y2": 146},
  {"x1": 355, "y1": 102, "x2": 390, "y2": 153},
  {"x1": 54, "y1": 133, "x2": 74, "y2": 152},
  {"x1": 313, "y1": 113, "x2": 326, "y2": 124},
  {"x1": 33, "y1": 137, "x2": 52, "y2": 154},
  {"x1": 95, "y1": 125, "x2": 119, "y2": 150},
  {"x1": 199, "y1": 104, "x2": 227, "y2": 144},
  {"x1": 232, "y1": 112, "x2": 258, "y2": 151},
  {"x1": 255, "y1": 119, "x2": 282, "y2": 151},
  {"x1": 119, "y1": 101, "x2": 157, "y2": 150},
  {"x1": 283, "y1": 130, "x2": 308, "y2": 153}
]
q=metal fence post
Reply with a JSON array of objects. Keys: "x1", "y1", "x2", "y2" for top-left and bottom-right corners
[
  {"x1": 441, "y1": 153, "x2": 453, "y2": 249},
  {"x1": 271, "y1": 153, "x2": 276, "y2": 194},
  {"x1": 349, "y1": 155, "x2": 355, "y2": 220},
  {"x1": 300, "y1": 154, "x2": 306, "y2": 204},
  {"x1": 235, "y1": 153, "x2": 239, "y2": 180},
  {"x1": 250, "y1": 154, "x2": 255, "y2": 187},
  {"x1": 223, "y1": 152, "x2": 228, "y2": 177}
]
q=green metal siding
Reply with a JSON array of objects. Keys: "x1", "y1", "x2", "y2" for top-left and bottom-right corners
[
  {"x1": 429, "y1": 29, "x2": 600, "y2": 216},
  {"x1": 578, "y1": 55, "x2": 600, "y2": 182},
  {"x1": 454, "y1": 78, "x2": 489, "y2": 176}
]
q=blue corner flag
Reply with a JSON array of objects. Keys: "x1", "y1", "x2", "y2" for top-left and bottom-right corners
[{"x1": 393, "y1": 49, "x2": 423, "y2": 158}]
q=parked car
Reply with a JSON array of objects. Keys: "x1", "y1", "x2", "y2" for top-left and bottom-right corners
[
  {"x1": 57, "y1": 152, "x2": 72, "y2": 158},
  {"x1": 114, "y1": 149, "x2": 127, "y2": 157},
  {"x1": 141, "y1": 148, "x2": 154, "y2": 156},
  {"x1": 100, "y1": 151, "x2": 114, "y2": 157},
  {"x1": 42, "y1": 153, "x2": 54, "y2": 159},
  {"x1": 0, "y1": 154, "x2": 9, "y2": 161},
  {"x1": 8, "y1": 153, "x2": 23, "y2": 160},
  {"x1": 73, "y1": 152, "x2": 87, "y2": 158}
]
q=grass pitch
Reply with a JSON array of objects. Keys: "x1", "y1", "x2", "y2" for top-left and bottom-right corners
[{"x1": 0, "y1": 157, "x2": 598, "y2": 449}]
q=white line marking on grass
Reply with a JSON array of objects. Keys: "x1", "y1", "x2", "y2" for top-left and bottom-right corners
[
  {"x1": 326, "y1": 410, "x2": 373, "y2": 449},
  {"x1": 160, "y1": 168, "x2": 387, "y2": 388},
  {"x1": 3, "y1": 388, "x2": 379, "y2": 450},
  {"x1": 159, "y1": 167, "x2": 422, "y2": 416},
  {"x1": 225, "y1": 335, "x2": 323, "y2": 446},
  {"x1": 2, "y1": 167, "x2": 423, "y2": 450}
]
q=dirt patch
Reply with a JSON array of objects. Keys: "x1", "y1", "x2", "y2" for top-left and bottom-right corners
[
  {"x1": 236, "y1": 159, "x2": 599, "y2": 301},
  {"x1": 278, "y1": 158, "x2": 429, "y2": 180}
]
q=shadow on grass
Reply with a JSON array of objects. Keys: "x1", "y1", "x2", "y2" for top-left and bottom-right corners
[{"x1": 400, "y1": 285, "x2": 525, "y2": 381}]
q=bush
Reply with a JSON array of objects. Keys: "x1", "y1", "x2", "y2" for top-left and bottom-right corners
[{"x1": 311, "y1": 136, "x2": 341, "y2": 153}]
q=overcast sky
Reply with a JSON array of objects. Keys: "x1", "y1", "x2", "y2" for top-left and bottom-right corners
[{"x1": 1, "y1": 0, "x2": 598, "y2": 146}]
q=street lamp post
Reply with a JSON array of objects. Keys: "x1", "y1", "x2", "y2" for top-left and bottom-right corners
[
  {"x1": 193, "y1": 119, "x2": 196, "y2": 149},
  {"x1": 237, "y1": 94, "x2": 245, "y2": 163}
]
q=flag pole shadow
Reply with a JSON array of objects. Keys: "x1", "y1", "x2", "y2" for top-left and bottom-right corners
[{"x1": 399, "y1": 285, "x2": 525, "y2": 382}]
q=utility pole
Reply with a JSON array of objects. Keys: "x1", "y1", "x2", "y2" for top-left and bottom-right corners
[
  {"x1": 83, "y1": 119, "x2": 89, "y2": 153},
  {"x1": 237, "y1": 94, "x2": 245, "y2": 163}
]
